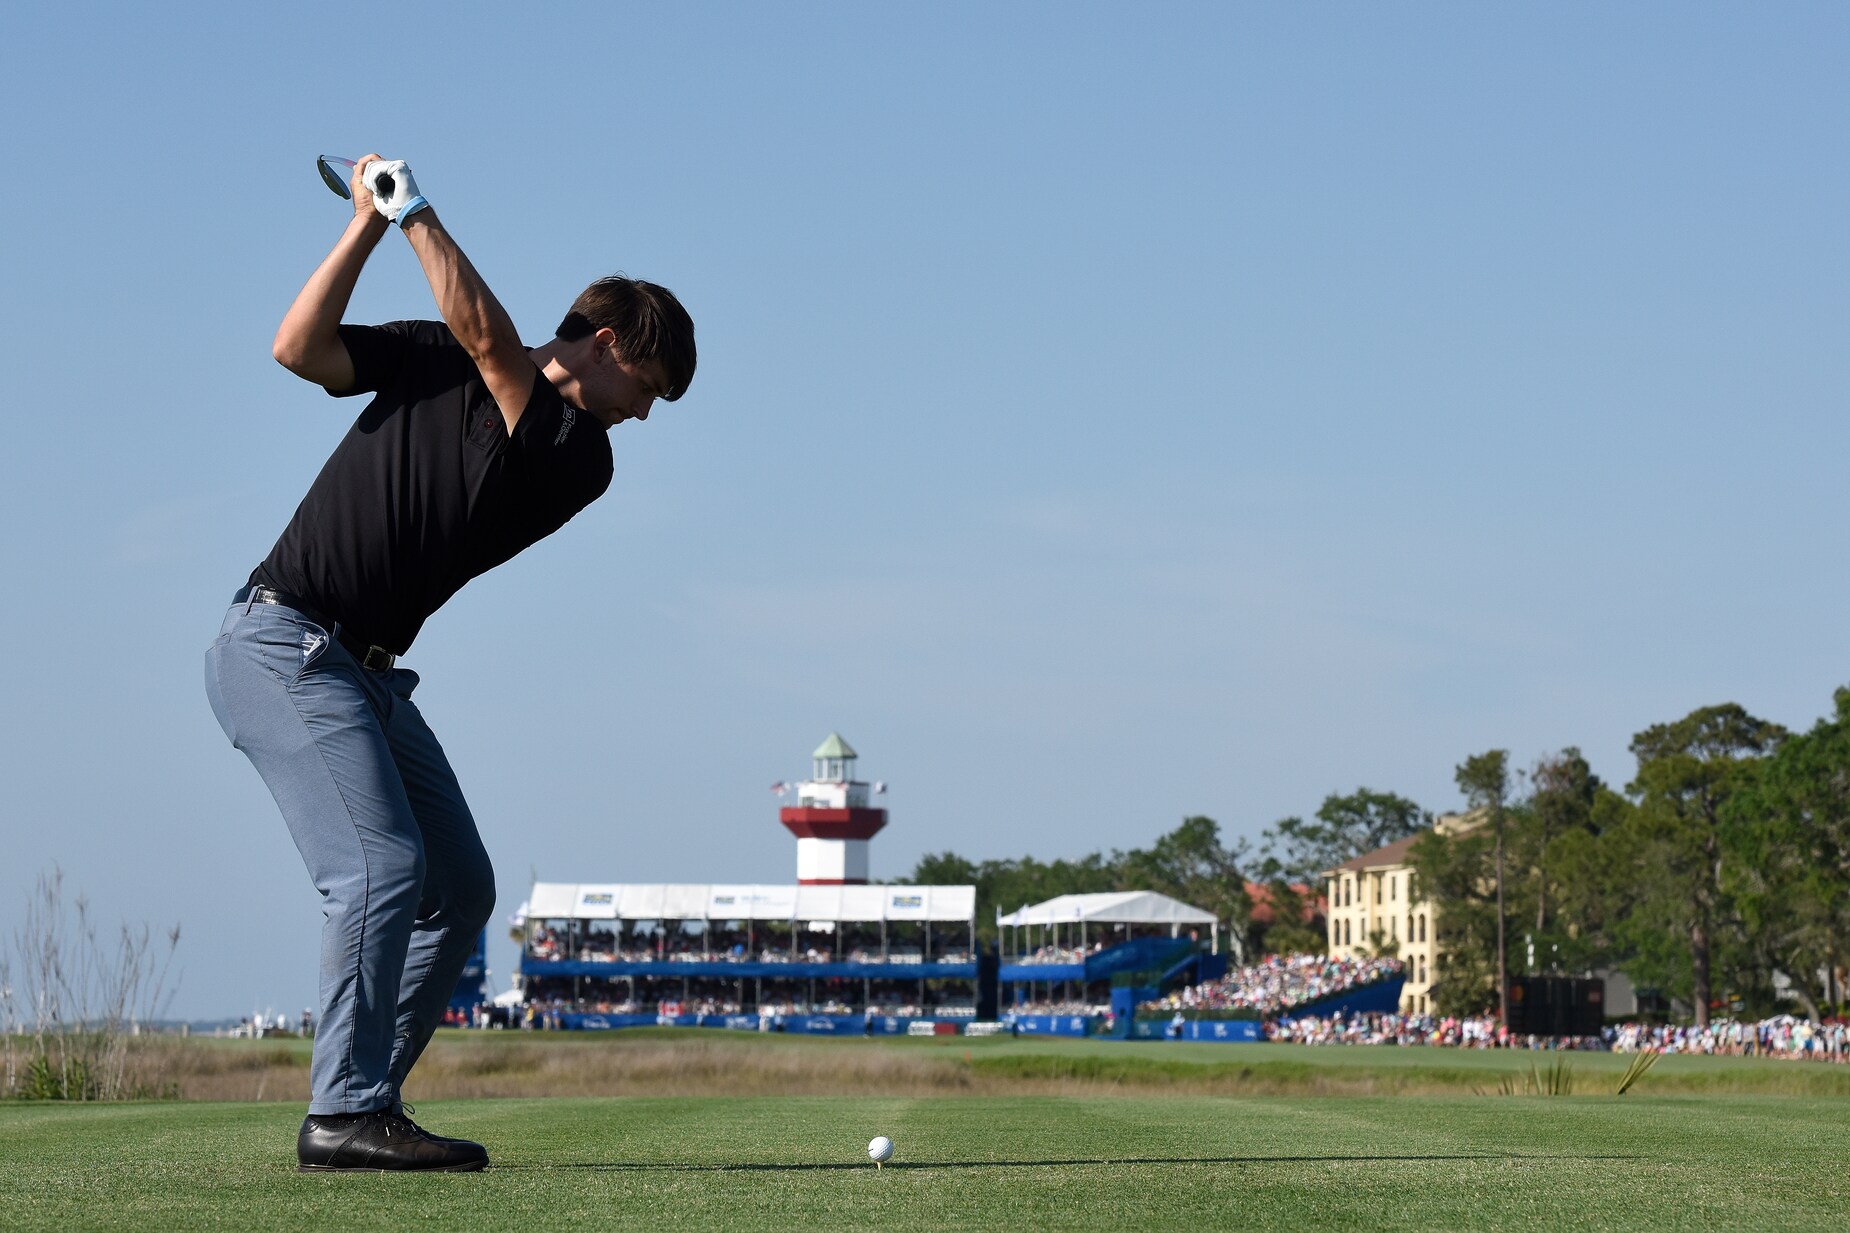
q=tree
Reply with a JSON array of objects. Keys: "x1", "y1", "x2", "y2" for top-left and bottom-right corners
[
  {"x1": 1721, "y1": 689, "x2": 1850, "y2": 1021},
  {"x1": 1625, "y1": 704, "x2": 1786, "y2": 1028},
  {"x1": 1114, "y1": 816, "x2": 1251, "y2": 940},
  {"x1": 1408, "y1": 820, "x2": 1502, "y2": 1015},
  {"x1": 1258, "y1": 789, "x2": 1427, "y2": 886},
  {"x1": 1318, "y1": 788, "x2": 1429, "y2": 858},
  {"x1": 911, "y1": 852, "x2": 980, "y2": 888},
  {"x1": 1454, "y1": 750, "x2": 1511, "y2": 1024},
  {"x1": 1250, "y1": 790, "x2": 1422, "y2": 959},
  {"x1": 1526, "y1": 749, "x2": 1598, "y2": 937},
  {"x1": 908, "y1": 817, "x2": 1250, "y2": 949},
  {"x1": 1542, "y1": 778, "x2": 1633, "y2": 976}
]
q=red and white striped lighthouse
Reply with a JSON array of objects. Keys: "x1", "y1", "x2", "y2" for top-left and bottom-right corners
[{"x1": 780, "y1": 733, "x2": 886, "y2": 885}]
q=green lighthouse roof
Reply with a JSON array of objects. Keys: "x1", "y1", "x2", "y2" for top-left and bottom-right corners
[{"x1": 812, "y1": 732, "x2": 858, "y2": 760}]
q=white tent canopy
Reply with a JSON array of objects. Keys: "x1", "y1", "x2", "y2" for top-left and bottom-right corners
[
  {"x1": 998, "y1": 890, "x2": 1220, "y2": 957},
  {"x1": 997, "y1": 891, "x2": 1217, "y2": 927},
  {"x1": 525, "y1": 882, "x2": 975, "y2": 924}
]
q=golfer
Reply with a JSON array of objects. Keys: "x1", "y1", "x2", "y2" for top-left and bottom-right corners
[{"x1": 205, "y1": 154, "x2": 694, "y2": 1172}]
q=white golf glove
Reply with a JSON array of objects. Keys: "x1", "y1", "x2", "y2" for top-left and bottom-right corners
[{"x1": 363, "y1": 160, "x2": 430, "y2": 226}]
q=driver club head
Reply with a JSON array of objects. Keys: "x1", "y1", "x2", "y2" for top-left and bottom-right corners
[
  {"x1": 317, "y1": 154, "x2": 396, "y2": 204},
  {"x1": 317, "y1": 155, "x2": 354, "y2": 199}
]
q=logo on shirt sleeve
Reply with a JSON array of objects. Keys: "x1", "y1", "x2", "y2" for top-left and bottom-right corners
[{"x1": 552, "y1": 406, "x2": 578, "y2": 447}]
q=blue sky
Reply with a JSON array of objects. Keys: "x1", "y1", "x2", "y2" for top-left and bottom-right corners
[{"x1": 2, "y1": 4, "x2": 1846, "y2": 1018}]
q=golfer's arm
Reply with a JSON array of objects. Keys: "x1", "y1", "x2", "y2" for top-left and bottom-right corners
[
  {"x1": 400, "y1": 211, "x2": 537, "y2": 432},
  {"x1": 272, "y1": 213, "x2": 390, "y2": 390}
]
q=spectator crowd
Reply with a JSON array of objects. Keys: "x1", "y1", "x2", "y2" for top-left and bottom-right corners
[
  {"x1": 523, "y1": 923, "x2": 969, "y2": 966},
  {"x1": 1015, "y1": 942, "x2": 1106, "y2": 965},
  {"x1": 505, "y1": 936, "x2": 1850, "y2": 1062},
  {"x1": 1608, "y1": 1016, "x2": 1849, "y2": 1061},
  {"x1": 1143, "y1": 954, "x2": 1405, "y2": 1016},
  {"x1": 1256, "y1": 1008, "x2": 1849, "y2": 1061}
]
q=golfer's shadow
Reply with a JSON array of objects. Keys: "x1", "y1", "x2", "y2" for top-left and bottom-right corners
[{"x1": 504, "y1": 1152, "x2": 1641, "y2": 1173}]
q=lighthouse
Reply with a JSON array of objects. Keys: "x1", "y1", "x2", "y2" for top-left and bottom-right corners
[{"x1": 780, "y1": 733, "x2": 887, "y2": 884}]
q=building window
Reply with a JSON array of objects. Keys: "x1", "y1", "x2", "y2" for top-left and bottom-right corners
[
  {"x1": 1419, "y1": 957, "x2": 1427, "y2": 982},
  {"x1": 1418, "y1": 914, "x2": 1426, "y2": 942},
  {"x1": 1390, "y1": 916, "x2": 1397, "y2": 940}
]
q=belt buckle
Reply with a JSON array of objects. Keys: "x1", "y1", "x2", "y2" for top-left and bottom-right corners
[{"x1": 359, "y1": 645, "x2": 396, "y2": 673}]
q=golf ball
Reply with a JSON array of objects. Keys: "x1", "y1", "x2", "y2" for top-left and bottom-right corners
[{"x1": 867, "y1": 1135, "x2": 894, "y2": 1164}]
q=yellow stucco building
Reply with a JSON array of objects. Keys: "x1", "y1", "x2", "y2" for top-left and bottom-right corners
[{"x1": 1323, "y1": 813, "x2": 1479, "y2": 1015}]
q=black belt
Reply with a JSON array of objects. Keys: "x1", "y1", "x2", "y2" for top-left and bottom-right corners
[{"x1": 234, "y1": 585, "x2": 397, "y2": 673}]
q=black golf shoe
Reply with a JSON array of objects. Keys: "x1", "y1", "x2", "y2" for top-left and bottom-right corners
[
  {"x1": 296, "y1": 1109, "x2": 488, "y2": 1173},
  {"x1": 392, "y1": 1102, "x2": 474, "y2": 1149}
]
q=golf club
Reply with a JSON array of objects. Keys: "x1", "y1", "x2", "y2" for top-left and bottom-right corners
[{"x1": 316, "y1": 155, "x2": 394, "y2": 201}]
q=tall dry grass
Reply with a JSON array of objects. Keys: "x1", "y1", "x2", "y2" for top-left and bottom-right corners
[
  {"x1": 1, "y1": 868, "x2": 182, "y2": 1100},
  {"x1": 28, "y1": 1031, "x2": 1850, "y2": 1103},
  {"x1": 116, "y1": 1035, "x2": 983, "y2": 1102}
]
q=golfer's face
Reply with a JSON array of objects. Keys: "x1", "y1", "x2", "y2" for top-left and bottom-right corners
[{"x1": 598, "y1": 349, "x2": 668, "y2": 426}]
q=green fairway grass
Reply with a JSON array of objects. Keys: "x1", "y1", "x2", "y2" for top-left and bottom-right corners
[{"x1": 3, "y1": 1092, "x2": 1847, "y2": 1231}]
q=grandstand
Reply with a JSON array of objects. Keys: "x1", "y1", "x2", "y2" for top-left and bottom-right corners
[
  {"x1": 513, "y1": 736, "x2": 1000, "y2": 1033},
  {"x1": 996, "y1": 891, "x2": 1228, "y2": 1037},
  {"x1": 508, "y1": 735, "x2": 1421, "y2": 1044},
  {"x1": 517, "y1": 882, "x2": 978, "y2": 1032}
]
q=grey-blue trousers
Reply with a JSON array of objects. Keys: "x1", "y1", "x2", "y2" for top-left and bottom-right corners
[{"x1": 204, "y1": 597, "x2": 494, "y2": 1114}]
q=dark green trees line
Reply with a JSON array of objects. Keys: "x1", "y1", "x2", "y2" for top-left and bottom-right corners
[
  {"x1": 1415, "y1": 696, "x2": 1850, "y2": 1025},
  {"x1": 912, "y1": 691, "x2": 1850, "y2": 1025},
  {"x1": 909, "y1": 789, "x2": 1426, "y2": 959},
  {"x1": 911, "y1": 815, "x2": 1251, "y2": 949}
]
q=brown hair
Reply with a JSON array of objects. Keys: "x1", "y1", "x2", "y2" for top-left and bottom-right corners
[{"x1": 556, "y1": 276, "x2": 697, "y2": 401}]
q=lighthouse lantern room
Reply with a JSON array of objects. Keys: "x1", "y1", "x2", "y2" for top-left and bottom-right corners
[{"x1": 780, "y1": 733, "x2": 887, "y2": 884}]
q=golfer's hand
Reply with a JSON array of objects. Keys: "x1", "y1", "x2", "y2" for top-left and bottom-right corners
[
  {"x1": 363, "y1": 159, "x2": 430, "y2": 227},
  {"x1": 348, "y1": 153, "x2": 389, "y2": 227}
]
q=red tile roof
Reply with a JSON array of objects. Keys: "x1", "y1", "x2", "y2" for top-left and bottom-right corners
[{"x1": 1245, "y1": 880, "x2": 1322, "y2": 925}]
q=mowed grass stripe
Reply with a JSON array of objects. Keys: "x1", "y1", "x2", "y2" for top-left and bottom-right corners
[{"x1": 2, "y1": 1095, "x2": 1848, "y2": 1231}]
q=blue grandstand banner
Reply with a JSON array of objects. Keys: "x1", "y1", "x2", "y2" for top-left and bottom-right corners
[
  {"x1": 557, "y1": 1012, "x2": 661, "y2": 1030},
  {"x1": 1179, "y1": 1018, "x2": 1262, "y2": 1042},
  {"x1": 1126, "y1": 1016, "x2": 1263, "y2": 1042},
  {"x1": 553, "y1": 1011, "x2": 958, "y2": 1036},
  {"x1": 1007, "y1": 1014, "x2": 1098, "y2": 1037},
  {"x1": 786, "y1": 1015, "x2": 877, "y2": 1036}
]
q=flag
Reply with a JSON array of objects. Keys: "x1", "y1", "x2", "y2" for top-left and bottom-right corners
[
  {"x1": 873, "y1": 781, "x2": 888, "y2": 794},
  {"x1": 770, "y1": 782, "x2": 788, "y2": 794}
]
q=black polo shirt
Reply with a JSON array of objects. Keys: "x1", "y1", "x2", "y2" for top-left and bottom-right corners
[{"x1": 252, "y1": 320, "x2": 614, "y2": 654}]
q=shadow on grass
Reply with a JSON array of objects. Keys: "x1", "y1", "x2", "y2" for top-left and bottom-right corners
[{"x1": 502, "y1": 1152, "x2": 1644, "y2": 1173}]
